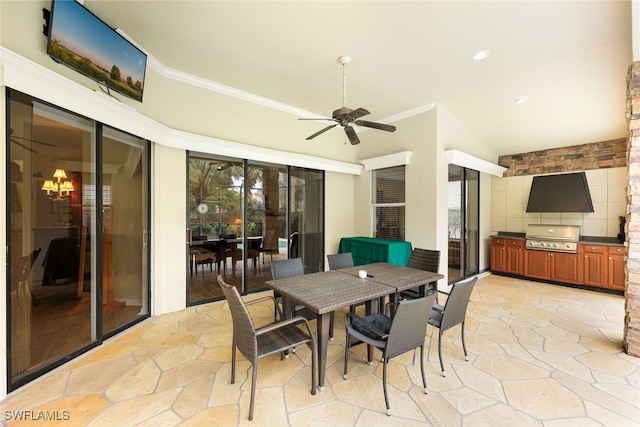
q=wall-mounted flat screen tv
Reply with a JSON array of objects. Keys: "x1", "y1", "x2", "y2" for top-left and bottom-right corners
[
  {"x1": 46, "y1": 0, "x2": 147, "y2": 102},
  {"x1": 526, "y1": 172, "x2": 594, "y2": 213}
]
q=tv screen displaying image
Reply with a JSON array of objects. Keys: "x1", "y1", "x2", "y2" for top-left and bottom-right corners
[{"x1": 46, "y1": 0, "x2": 147, "y2": 102}]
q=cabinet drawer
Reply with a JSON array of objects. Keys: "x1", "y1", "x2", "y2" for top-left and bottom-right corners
[
  {"x1": 492, "y1": 238, "x2": 506, "y2": 246},
  {"x1": 507, "y1": 239, "x2": 524, "y2": 248},
  {"x1": 608, "y1": 246, "x2": 624, "y2": 255},
  {"x1": 583, "y1": 245, "x2": 606, "y2": 254}
]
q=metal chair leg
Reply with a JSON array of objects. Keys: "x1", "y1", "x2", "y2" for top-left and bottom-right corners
[
  {"x1": 382, "y1": 356, "x2": 391, "y2": 416},
  {"x1": 461, "y1": 321, "x2": 469, "y2": 361},
  {"x1": 419, "y1": 345, "x2": 428, "y2": 393},
  {"x1": 438, "y1": 329, "x2": 445, "y2": 376},
  {"x1": 248, "y1": 363, "x2": 258, "y2": 421}
]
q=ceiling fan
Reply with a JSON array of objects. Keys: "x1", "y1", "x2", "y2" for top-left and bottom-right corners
[
  {"x1": 299, "y1": 56, "x2": 396, "y2": 145},
  {"x1": 9, "y1": 128, "x2": 56, "y2": 153}
]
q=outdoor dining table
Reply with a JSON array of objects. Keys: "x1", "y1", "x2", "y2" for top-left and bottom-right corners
[
  {"x1": 338, "y1": 262, "x2": 444, "y2": 301},
  {"x1": 265, "y1": 269, "x2": 394, "y2": 391}
]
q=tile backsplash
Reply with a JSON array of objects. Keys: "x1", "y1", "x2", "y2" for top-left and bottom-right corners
[{"x1": 491, "y1": 167, "x2": 627, "y2": 237}]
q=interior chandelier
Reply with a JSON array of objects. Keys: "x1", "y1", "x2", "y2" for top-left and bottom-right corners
[{"x1": 41, "y1": 168, "x2": 74, "y2": 201}]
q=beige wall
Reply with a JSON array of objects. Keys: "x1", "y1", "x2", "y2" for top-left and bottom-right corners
[
  {"x1": 0, "y1": 0, "x2": 509, "y2": 398},
  {"x1": 491, "y1": 167, "x2": 627, "y2": 237}
]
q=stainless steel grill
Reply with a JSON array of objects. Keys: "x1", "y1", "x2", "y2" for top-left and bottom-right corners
[{"x1": 525, "y1": 224, "x2": 580, "y2": 253}]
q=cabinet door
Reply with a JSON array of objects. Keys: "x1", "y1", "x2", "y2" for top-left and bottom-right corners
[
  {"x1": 608, "y1": 246, "x2": 625, "y2": 290},
  {"x1": 524, "y1": 250, "x2": 550, "y2": 280},
  {"x1": 583, "y1": 245, "x2": 607, "y2": 287},
  {"x1": 550, "y1": 252, "x2": 582, "y2": 284},
  {"x1": 491, "y1": 238, "x2": 507, "y2": 272},
  {"x1": 505, "y1": 239, "x2": 524, "y2": 275}
]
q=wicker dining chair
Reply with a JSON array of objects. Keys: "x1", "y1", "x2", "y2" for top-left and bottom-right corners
[
  {"x1": 400, "y1": 248, "x2": 441, "y2": 299},
  {"x1": 217, "y1": 275, "x2": 317, "y2": 421},
  {"x1": 270, "y1": 258, "x2": 335, "y2": 339},
  {"x1": 327, "y1": 252, "x2": 363, "y2": 314},
  {"x1": 429, "y1": 276, "x2": 478, "y2": 377},
  {"x1": 343, "y1": 293, "x2": 437, "y2": 416},
  {"x1": 327, "y1": 252, "x2": 354, "y2": 270}
]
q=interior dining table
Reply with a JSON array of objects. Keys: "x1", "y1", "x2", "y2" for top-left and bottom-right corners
[{"x1": 265, "y1": 263, "x2": 445, "y2": 391}]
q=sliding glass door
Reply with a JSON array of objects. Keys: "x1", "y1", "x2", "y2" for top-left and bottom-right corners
[
  {"x1": 448, "y1": 164, "x2": 479, "y2": 283},
  {"x1": 187, "y1": 155, "x2": 324, "y2": 303},
  {"x1": 6, "y1": 89, "x2": 150, "y2": 390}
]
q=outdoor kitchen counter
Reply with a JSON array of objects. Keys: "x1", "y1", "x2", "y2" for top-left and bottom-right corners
[
  {"x1": 492, "y1": 232, "x2": 624, "y2": 247},
  {"x1": 491, "y1": 233, "x2": 625, "y2": 292}
]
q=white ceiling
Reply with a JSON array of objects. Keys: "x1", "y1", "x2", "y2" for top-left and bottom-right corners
[{"x1": 86, "y1": 0, "x2": 633, "y2": 157}]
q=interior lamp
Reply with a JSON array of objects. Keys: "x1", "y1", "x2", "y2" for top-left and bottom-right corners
[{"x1": 42, "y1": 168, "x2": 74, "y2": 201}]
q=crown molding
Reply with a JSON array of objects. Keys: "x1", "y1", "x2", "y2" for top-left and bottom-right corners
[
  {"x1": 361, "y1": 151, "x2": 413, "y2": 171},
  {"x1": 445, "y1": 149, "x2": 506, "y2": 177},
  {"x1": 1, "y1": 47, "x2": 362, "y2": 175}
]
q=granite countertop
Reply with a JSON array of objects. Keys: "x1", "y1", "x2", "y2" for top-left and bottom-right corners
[{"x1": 492, "y1": 231, "x2": 624, "y2": 246}]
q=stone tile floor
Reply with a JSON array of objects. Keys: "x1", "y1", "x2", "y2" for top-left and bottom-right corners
[{"x1": 1, "y1": 274, "x2": 639, "y2": 426}]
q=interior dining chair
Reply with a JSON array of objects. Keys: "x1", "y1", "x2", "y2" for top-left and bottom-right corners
[
  {"x1": 270, "y1": 258, "x2": 334, "y2": 339},
  {"x1": 216, "y1": 275, "x2": 317, "y2": 421},
  {"x1": 400, "y1": 248, "x2": 441, "y2": 299},
  {"x1": 343, "y1": 293, "x2": 437, "y2": 416},
  {"x1": 428, "y1": 276, "x2": 478, "y2": 377},
  {"x1": 260, "y1": 230, "x2": 279, "y2": 264}
]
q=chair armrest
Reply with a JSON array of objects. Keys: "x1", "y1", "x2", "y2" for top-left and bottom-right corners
[
  {"x1": 383, "y1": 301, "x2": 398, "y2": 316},
  {"x1": 431, "y1": 303, "x2": 444, "y2": 313},
  {"x1": 245, "y1": 294, "x2": 283, "y2": 320},
  {"x1": 255, "y1": 315, "x2": 315, "y2": 337}
]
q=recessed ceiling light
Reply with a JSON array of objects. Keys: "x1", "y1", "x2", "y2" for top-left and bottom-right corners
[
  {"x1": 514, "y1": 96, "x2": 529, "y2": 104},
  {"x1": 472, "y1": 50, "x2": 490, "y2": 61}
]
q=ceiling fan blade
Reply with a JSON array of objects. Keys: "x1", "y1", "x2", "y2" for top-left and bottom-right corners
[
  {"x1": 306, "y1": 123, "x2": 338, "y2": 140},
  {"x1": 348, "y1": 107, "x2": 370, "y2": 120},
  {"x1": 298, "y1": 117, "x2": 335, "y2": 121},
  {"x1": 344, "y1": 126, "x2": 360, "y2": 145},
  {"x1": 10, "y1": 138, "x2": 38, "y2": 153},
  {"x1": 10, "y1": 134, "x2": 56, "y2": 147},
  {"x1": 354, "y1": 120, "x2": 397, "y2": 133}
]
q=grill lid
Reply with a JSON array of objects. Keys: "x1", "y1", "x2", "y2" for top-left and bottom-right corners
[{"x1": 525, "y1": 224, "x2": 580, "y2": 242}]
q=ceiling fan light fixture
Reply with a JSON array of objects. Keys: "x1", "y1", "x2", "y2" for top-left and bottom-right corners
[{"x1": 472, "y1": 50, "x2": 490, "y2": 61}]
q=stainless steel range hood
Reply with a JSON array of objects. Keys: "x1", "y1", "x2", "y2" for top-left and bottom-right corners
[{"x1": 526, "y1": 172, "x2": 594, "y2": 213}]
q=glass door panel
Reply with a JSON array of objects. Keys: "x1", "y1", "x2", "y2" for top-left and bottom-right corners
[
  {"x1": 187, "y1": 157, "x2": 246, "y2": 301},
  {"x1": 8, "y1": 91, "x2": 96, "y2": 388},
  {"x1": 448, "y1": 165, "x2": 464, "y2": 282},
  {"x1": 448, "y1": 164, "x2": 479, "y2": 283},
  {"x1": 245, "y1": 161, "x2": 287, "y2": 292},
  {"x1": 290, "y1": 167, "x2": 324, "y2": 273},
  {"x1": 101, "y1": 126, "x2": 150, "y2": 335}
]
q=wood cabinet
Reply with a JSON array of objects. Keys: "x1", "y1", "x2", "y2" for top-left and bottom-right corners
[
  {"x1": 583, "y1": 245, "x2": 607, "y2": 287},
  {"x1": 550, "y1": 250, "x2": 582, "y2": 284},
  {"x1": 491, "y1": 236, "x2": 624, "y2": 292},
  {"x1": 523, "y1": 249, "x2": 582, "y2": 284},
  {"x1": 491, "y1": 238, "x2": 507, "y2": 272},
  {"x1": 523, "y1": 249, "x2": 550, "y2": 280},
  {"x1": 607, "y1": 246, "x2": 625, "y2": 290},
  {"x1": 505, "y1": 239, "x2": 525, "y2": 275},
  {"x1": 491, "y1": 237, "x2": 524, "y2": 275}
]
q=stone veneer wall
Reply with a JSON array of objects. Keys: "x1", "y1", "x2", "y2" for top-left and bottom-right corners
[
  {"x1": 498, "y1": 138, "x2": 627, "y2": 177},
  {"x1": 625, "y1": 61, "x2": 640, "y2": 357}
]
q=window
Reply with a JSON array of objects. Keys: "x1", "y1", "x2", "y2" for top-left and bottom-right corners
[{"x1": 372, "y1": 165, "x2": 406, "y2": 240}]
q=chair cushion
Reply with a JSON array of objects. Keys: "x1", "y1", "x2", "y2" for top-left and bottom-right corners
[{"x1": 352, "y1": 313, "x2": 392, "y2": 340}]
